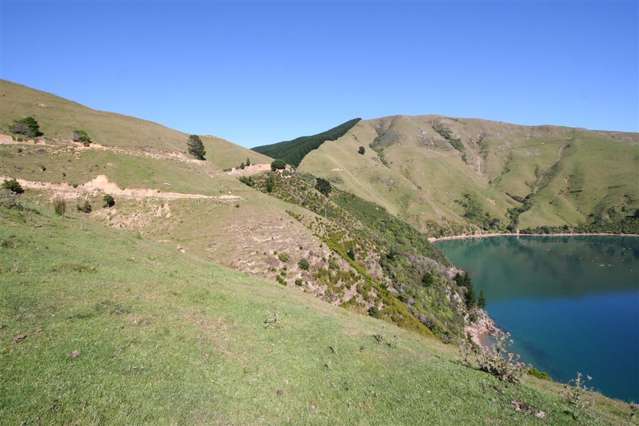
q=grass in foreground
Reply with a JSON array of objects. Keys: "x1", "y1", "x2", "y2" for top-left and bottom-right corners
[{"x1": 0, "y1": 204, "x2": 635, "y2": 424}]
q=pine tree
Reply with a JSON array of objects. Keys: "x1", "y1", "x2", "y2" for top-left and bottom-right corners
[{"x1": 187, "y1": 135, "x2": 206, "y2": 160}]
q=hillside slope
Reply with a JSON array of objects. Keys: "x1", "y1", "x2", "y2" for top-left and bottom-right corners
[
  {"x1": 0, "y1": 80, "x2": 466, "y2": 340},
  {"x1": 1, "y1": 201, "x2": 635, "y2": 424},
  {"x1": 297, "y1": 116, "x2": 639, "y2": 235},
  {"x1": 0, "y1": 80, "x2": 270, "y2": 170}
]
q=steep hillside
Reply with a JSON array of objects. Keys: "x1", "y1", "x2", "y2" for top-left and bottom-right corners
[
  {"x1": 252, "y1": 118, "x2": 361, "y2": 166},
  {"x1": 0, "y1": 81, "x2": 465, "y2": 341},
  {"x1": 297, "y1": 116, "x2": 639, "y2": 235},
  {"x1": 1, "y1": 198, "x2": 635, "y2": 424}
]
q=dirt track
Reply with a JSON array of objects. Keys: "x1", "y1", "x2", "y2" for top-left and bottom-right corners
[{"x1": 0, "y1": 174, "x2": 241, "y2": 202}]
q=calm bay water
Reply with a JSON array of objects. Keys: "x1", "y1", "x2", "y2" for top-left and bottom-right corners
[{"x1": 437, "y1": 236, "x2": 639, "y2": 402}]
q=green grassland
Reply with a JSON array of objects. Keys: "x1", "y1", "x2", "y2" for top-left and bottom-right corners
[
  {"x1": 1, "y1": 201, "x2": 636, "y2": 425},
  {"x1": 297, "y1": 116, "x2": 639, "y2": 235},
  {"x1": 1, "y1": 79, "x2": 638, "y2": 424},
  {"x1": 0, "y1": 80, "x2": 270, "y2": 170}
]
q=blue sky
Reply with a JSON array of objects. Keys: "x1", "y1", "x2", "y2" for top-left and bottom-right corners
[{"x1": 1, "y1": 0, "x2": 637, "y2": 147}]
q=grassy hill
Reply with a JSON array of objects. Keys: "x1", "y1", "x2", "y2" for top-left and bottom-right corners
[
  {"x1": 252, "y1": 118, "x2": 361, "y2": 166},
  {"x1": 1, "y1": 200, "x2": 635, "y2": 424},
  {"x1": 296, "y1": 115, "x2": 639, "y2": 235},
  {"x1": 0, "y1": 80, "x2": 270, "y2": 170},
  {"x1": 1, "y1": 80, "x2": 637, "y2": 424}
]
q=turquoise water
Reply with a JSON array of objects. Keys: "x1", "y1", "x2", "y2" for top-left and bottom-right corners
[{"x1": 437, "y1": 236, "x2": 639, "y2": 402}]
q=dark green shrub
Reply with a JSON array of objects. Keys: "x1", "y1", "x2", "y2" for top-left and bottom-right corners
[
  {"x1": 239, "y1": 176, "x2": 255, "y2": 187},
  {"x1": 368, "y1": 306, "x2": 381, "y2": 318},
  {"x1": 271, "y1": 159, "x2": 286, "y2": 171},
  {"x1": 2, "y1": 178, "x2": 24, "y2": 194},
  {"x1": 77, "y1": 200, "x2": 92, "y2": 214},
  {"x1": 315, "y1": 177, "x2": 332, "y2": 196},
  {"x1": 294, "y1": 278, "x2": 303, "y2": 286},
  {"x1": 187, "y1": 135, "x2": 206, "y2": 160},
  {"x1": 103, "y1": 194, "x2": 115, "y2": 208},
  {"x1": 358, "y1": 146, "x2": 365, "y2": 155},
  {"x1": 298, "y1": 258, "x2": 310, "y2": 270},
  {"x1": 245, "y1": 157, "x2": 251, "y2": 166},
  {"x1": 72, "y1": 130, "x2": 92, "y2": 146},
  {"x1": 422, "y1": 272, "x2": 434, "y2": 287},
  {"x1": 346, "y1": 248, "x2": 355, "y2": 260},
  {"x1": 53, "y1": 198, "x2": 66, "y2": 216},
  {"x1": 9, "y1": 117, "x2": 42, "y2": 138},
  {"x1": 278, "y1": 252, "x2": 289, "y2": 262}
]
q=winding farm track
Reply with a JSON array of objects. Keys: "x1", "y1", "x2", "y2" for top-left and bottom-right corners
[{"x1": 0, "y1": 174, "x2": 242, "y2": 202}]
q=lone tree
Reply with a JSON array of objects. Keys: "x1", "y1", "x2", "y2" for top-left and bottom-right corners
[
  {"x1": 358, "y1": 146, "x2": 365, "y2": 155},
  {"x1": 270, "y1": 159, "x2": 286, "y2": 171},
  {"x1": 315, "y1": 177, "x2": 332, "y2": 197},
  {"x1": 72, "y1": 130, "x2": 92, "y2": 146},
  {"x1": 187, "y1": 135, "x2": 206, "y2": 160},
  {"x1": 10, "y1": 117, "x2": 42, "y2": 138}
]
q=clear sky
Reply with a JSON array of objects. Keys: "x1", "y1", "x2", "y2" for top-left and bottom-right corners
[{"x1": 1, "y1": 0, "x2": 637, "y2": 147}]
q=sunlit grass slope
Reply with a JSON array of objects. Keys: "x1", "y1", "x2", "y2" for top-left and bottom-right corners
[
  {"x1": 1, "y1": 204, "x2": 635, "y2": 425},
  {"x1": 298, "y1": 116, "x2": 639, "y2": 234},
  {"x1": 0, "y1": 80, "x2": 270, "y2": 170}
]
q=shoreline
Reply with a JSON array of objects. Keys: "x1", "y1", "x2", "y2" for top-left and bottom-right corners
[{"x1": 429, "y1": 232, "x2": 639, "y2": 243}]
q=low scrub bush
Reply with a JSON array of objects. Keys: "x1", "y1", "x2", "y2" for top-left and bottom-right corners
[
  {"x1": 460, "y1": 332, "x2": 527, "y2": 383},
  {"x1": 278, "y1": 252, "x2": 289, "y2": 262},
  {"x1": 358, "y1": 146, "x2": 365, "y2": 155},
  {"x1": 9, "y1": 116, "x2": 42, "y2": 138},
  {"x1": 53, "y1": 198, "x2": 66, "y2": 216},
  {"x1": 239, "y1": 176, "x2": 255, "y2": 187},
  {"x1": 103, "y1": 194, "x2": 115, "y2": 208},
  {"x1": 2, "y1": 178, "x2": 24, "y2": 194},
  {"x1": 298, "y1": 258, "x2": 310, "y2": 270},
  {"x1": 72, "y1": 129, "x2": 92, "y2": 146},
  {"x1": 271, "y1": 159, "x2": 286, "y2": 171},
  {"x1": 315, "y1": 177, "x2": 332, "y2": 196}
]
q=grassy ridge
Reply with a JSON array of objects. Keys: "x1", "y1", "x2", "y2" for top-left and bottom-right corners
[
  {"x1": 1, "y1": 202, "x2": 635, "y2": 424},
  {"x1": 252, "y1": 118, "x2": 361, "y2": 166},
  {"x1": 298, "y1": 116, "x2": 639, "y2": 235}
]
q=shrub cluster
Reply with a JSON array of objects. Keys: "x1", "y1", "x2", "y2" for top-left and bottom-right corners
[
  {"x1": 72, "y1": 130, "x2": 92, "y2": 146},
  {"x1": 298, "y1": 258, "x2": 310, "y2": 270},
  {"x1": 2, "y1": 178, "x2": 24, "y2": 194},
  {"x1": 53, "y1": 198, "x2": 66, "y2": 216},
  {"x1": 103, "y1": 194, "x2": 115, "y2": 208},
  {"x1": 9, "y1": 117, "x2": 43, "y2": 138},
  {"x1": 270, "y1": 159, "x2": 286, "y2": 171},
  {"x1": 315, "y1": 177, "x2": 332, "y2": 197}
]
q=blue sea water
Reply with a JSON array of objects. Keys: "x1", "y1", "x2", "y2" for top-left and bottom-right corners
[{"x1": 437, "y1": 236, "x2": 639, "y2": 402}]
